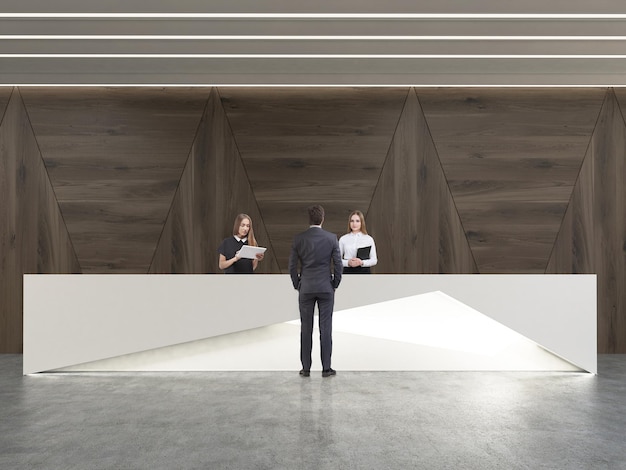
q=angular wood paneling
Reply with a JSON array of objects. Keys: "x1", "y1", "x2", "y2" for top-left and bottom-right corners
[
  {"x1": 151, "y1": 88, "x2": 280, "y2": 274},
  {"x1": 220, "y1": 87, "x2": 408, "y2": 270},
  {"x1": 0, "y1": 90, "x2": 80, "y2": 353},
  {"x1": 203, "y1": 88, "x2": 280, "y2": 274},
  {"x1": 593, "y1": 91, "x2": 626, "y2": 353},
  {"x1": 172, "y1": 161, "x2": 195, "y2": 274},
  {"x1": 0, "y1": 87, "x2": 12, "y2": 123},
  {"x1": 148, "y1": 205, "x2": 172, "y2": 274},
  {"x1": 368, "y1": 89, "x2": 477, "y2": 274},
  {"x1": 149, "y1": 160, "x2": 194, "y2": 274},
  {"x1": 188, "y1": 88, "x2": 278, "y2": 274},
  {"x1": 545, "y1": 141, "x2": 594, "y2": 275},
  {"x1": 190, "y1": 90, "x2": 218, "y2": 274},
  {"x1": 20, "y1": 87, "x2": 209, "y2": 273},
  {"x1": 4, "y1": 86, "x2": 626, "y2": 353},
  {"x1": 614, "y1": 89, "x2": 626, "y2": 354},
  {"x1": 418, "y1": 88, "x2": 606, "y2": 273},
  {"x1": 548, "y1": 90, "x2": 626, "y2": 353},
  {"x1": 0, "y1": 92, "x2": 19, "y2": 353}
]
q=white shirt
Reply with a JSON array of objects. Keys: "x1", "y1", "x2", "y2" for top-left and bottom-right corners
[{"x1": 338, "y1": 232, "x2": 378, "y2": 268}]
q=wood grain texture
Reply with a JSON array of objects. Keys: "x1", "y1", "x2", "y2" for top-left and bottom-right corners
[
  {"x1": 549, "y1": 90, "x2": 626, "y2": 353},
  {"x1": 220, "y1": 87, "x2": 408, "y2": 270},
  {"x1": 150, "y1": 160, "x2": 194, "y2": 274},
  {"x1": 173, "y1": 160, "x2": 195, "y2": 273},
  {"x1": 4, "y1": 85, "x2": 626, "y2": 353},
  {"x1": 545, "y1": 141, "x2": 594, "y2": 275},
  {"x1": 35, "y1": 146, "x2": 82, "y2": 276},
  {"x1": 20, "y1": 87, "x2": 209, "y2": 273},
  {"x1": 0, "y1": 91, "x2": 20, "y2": 353},
  {"x1": 148, "y1": 205, "x2": 172, "y2": 274},
  {"x1": 368, "y1": 89, "x2": 477, "y2": 274},
  {"x1": 0, "y1": 87, "x2": 12, "y2": 124},
  {"x1": 593, "y1": 91, "x2": 626, "y2": 353},
  {"x1": 0, "y1": 90, "x2": 80, "y2": 353},
  {"x1": 593, "y1": 92, "x2": 618, "y2": 354},
  {"x1": 619, "y1": 95, "x2": 626, "y2": 356},
  {"x1": 150, "y1": 87, "x2": 281, "y2": 274},
  {"x1": 418, "y1": 87, "x2": 606, "y2": 273},
  {"x1": 190, "y1": 89, "x2": 217, "y2": 274}
]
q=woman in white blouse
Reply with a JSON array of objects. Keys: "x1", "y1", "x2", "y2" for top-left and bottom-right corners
[{"x1": 338, "y1": 210, "x2": 378, "y2": 274}]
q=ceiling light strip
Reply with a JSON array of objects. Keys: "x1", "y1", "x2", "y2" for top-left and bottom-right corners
[
  {"x1": 4, "y1": 36, "x2": 626, "y2": 41},
  {"x1": 5, "y1": 84, "x2": 622, "y2": 89},
  {"x1": 5, "y1": 54, "x2": 626, "y2": 59},
  {"x1": 4, "y1": 13, "x2": 626, "y2": 19}
]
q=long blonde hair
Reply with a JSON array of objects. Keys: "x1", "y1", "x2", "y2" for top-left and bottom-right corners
[
  {"x1": 347, "y1": 210, "x2": 368, "y2": 235},
  {"x1": 232, "y1": 213, "x2": 257, "y2": 246}
]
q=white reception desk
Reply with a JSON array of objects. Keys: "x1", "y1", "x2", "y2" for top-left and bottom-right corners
[{"x1": 23, "y1": 274, "x2": 597, "y2": 374}]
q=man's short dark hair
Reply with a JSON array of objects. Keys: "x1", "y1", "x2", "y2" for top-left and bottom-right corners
[{"x1": 308, "y1": 205, "x2": 325, "y2": 225}]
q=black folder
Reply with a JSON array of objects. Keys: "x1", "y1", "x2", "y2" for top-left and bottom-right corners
[{"x1": 356, "y1": 246, "x2": 371, "y2": 260}]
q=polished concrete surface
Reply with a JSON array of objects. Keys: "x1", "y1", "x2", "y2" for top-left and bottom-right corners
[{"x1": 1, "y1": 354, "x2": 625, "y2": 469}]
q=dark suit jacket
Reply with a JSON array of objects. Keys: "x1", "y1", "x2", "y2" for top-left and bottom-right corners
[{"x1": 289, "y1": 226, "x2": 342, "y2": 293}]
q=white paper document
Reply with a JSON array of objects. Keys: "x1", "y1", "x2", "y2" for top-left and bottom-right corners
[{"x1": 238, "y1": 245, "x2": 267, "y2": 259}]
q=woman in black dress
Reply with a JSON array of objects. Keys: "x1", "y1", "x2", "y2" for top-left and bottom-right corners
[{"x1": 218, "y1": 213, "x2": 264, "y2": 273}]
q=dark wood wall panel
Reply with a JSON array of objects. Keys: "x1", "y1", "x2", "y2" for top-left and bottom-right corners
[
  {"x1": 207, "y1": 89, "x2": 280, "y2": 274},
  {"x1": 220, "y1": 87, "x2": 408, "y2": 270},
  {"x1": 148, "y1": 207, "x2": 172, "y2": 274},
  {"x1": 613, "y1": 90, "x2": 626, "y2": 354},
  {"x1": 545, "y1": 141, "x2": 594, "y2": 275},
  {"x1": 593, "y1": 91, "x2": 626, "y2": 353},
  {"x1": 191, "y1": 89, "x2": 219, "y2": 274},
  {"x1": 437, "y1": 174, "x2": 479, "y2": 273},
  {"x1": 20, "y1": 87, "x2": 209, "y2": 273},
  {"x1": 4, "y1": 86, "x2": 626, "y2": 353},
  {"x1": 172, "y1": 163, "x2": 195, "y2": 273},
  {"x1": 547, "y1": 91, "x2": 626, "y2": 353},
  {"x1": 368, "y1": 89, "x2": 477, "y2": 274},
  {"x1": 150, "y1": 161, "x2": 195, "y2": 274},
  {"x1": 418, "y1": 88, "x2": 605, "y2": 273},
  {"x1": 0, "y1": 92, "x2": 20, "y2": 353},
  {"x1": 195, "y1": 88, "x2": 280, "y2": 274},
  {"x1": 0, "y1": 90, "x2": 80, "y2": 353},
  {"x1": 0, "y1": 87, "x2": 12, "y2": 124},
  {"x1": 151, "y1": 88, "x2": 280, "y2": 274}
]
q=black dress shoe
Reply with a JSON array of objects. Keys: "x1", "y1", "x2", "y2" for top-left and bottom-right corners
[
  {"x1": 299, "y1": 369, "x2": 310, "y2": 377},
  {"x1": 322, "y1": 368, "x2": 336, "y2": 377}
]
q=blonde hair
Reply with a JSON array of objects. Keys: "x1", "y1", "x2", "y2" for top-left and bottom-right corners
[
  {"x1": 347, "y1": 210, "x2": 368, "y2": 235},
  {"x1": 232, "y1": 213, "x2": 257, "y2": 246}
]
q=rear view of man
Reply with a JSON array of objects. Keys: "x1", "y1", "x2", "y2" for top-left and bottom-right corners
[{"x1": 288, "y1": 205, "x2": 342, "y2": 377}]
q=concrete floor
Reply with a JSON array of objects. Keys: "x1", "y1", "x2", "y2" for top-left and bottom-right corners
[{"x1": 1, "y1": 354, "x2": 625, "y2": 470}]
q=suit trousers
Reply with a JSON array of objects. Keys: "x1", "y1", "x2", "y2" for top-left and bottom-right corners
[{"x1": 299, "y1": 291, "x2": 334, "y2": 371}]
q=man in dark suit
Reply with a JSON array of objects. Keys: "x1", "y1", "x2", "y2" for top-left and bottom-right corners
[{"x1": 289, "y1": 205, "x2": 342, "y2": 378}]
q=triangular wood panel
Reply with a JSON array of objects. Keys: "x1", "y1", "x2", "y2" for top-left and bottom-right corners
[
  {"x1": 610, "y1": 88, "x2": 626, "y2": 124},
  {"x1": 0, "y1": 91, "x2": 25, "y2": 352},
  {"x1": 197, "y1": 88, "x2": 280, "y2": 274},
  {"x1": 418, "y1": 88, "x2": 606, "y2": 273},
  {"x1": 545, "y1": 136, "x2": 594, "y2": 275},
  {"x1": 591, "y1": 91, "x2": 626, "y2": 353},
  {"x1": 220, "y1": 87, "x2": 409, "y2": 271},
  {"x1": 150, "y1": 88, "x2": 280, "y2": 274},
  {"x1": 367, "y1": 89, "x2": 477, "y2": 274},
  {"x1": 20, "y1": 87, "x2": 210, "y2": 273},
  {"x1": 0, "y1": 87, "x2": 12, "y2": 124},
  {"x1": 149, "y1": 155, "x2": 194, "y2": 274},
  {"x1": 0, "y1": 90, "x2": 80, "y2": 352}
]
